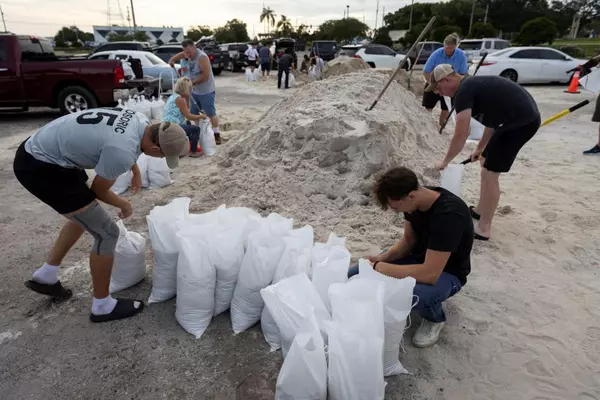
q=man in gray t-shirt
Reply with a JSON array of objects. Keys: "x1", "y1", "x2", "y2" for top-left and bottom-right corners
[{"x1": 13, "y1": 107, "x2": 188, "y2": 323}]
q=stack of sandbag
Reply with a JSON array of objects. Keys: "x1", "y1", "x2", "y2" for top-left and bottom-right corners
[
  {"x1": 110, "y1": 154, "x2": 172, "y2": 194},
  {"x1": 358, "y1": 259, "x2": 416, "y2": 376},
  {"x1": 230, "y1": 213, "x2": 293, "y2": 334},
  {"x1": 260, "y1": 225, "x2": 314, "y2": 351},
  {"x1": 146, "y1": 197, "x2": 190, "y2": 303},
  {"x1": 327, "y1": 279, "x2": 387, "y2": 400},
  {"x1": 109, "y1": 220, "x2": 147, "y2": 293}
]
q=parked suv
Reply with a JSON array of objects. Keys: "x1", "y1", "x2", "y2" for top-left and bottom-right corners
[
  {"x1": 91, "y1": 41, "x2": 153, "y2": 55},
  {"x1": 336, "y1": 44, "x2": 411, "y2": 70},
  {"x1": 311, "y1": 40, "x2": 338, "y2": 61},
  {"x1": 407, "y1": 41, "x2": 443, "y2": 65},
  {"x1": 220, "y1": 43, "x2": 250, "y2": 72},
  {"x1": 459, "y1": 38, "x2": 511, "y2": 62}
]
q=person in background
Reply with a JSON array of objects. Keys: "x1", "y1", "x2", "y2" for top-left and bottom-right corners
[
  {"x1": 430, "y1": 64, "x2": 541, "y2": 241},
  {"x1": 245, "y1": 43, "x2": 260, "y2": 74},
  {"x1": 162, "y1": 77, "x2": 207, "y2": 157},
  {"x1": 277, "y1": 48, "x2": 294, "y2": 89},
  {"x1": 259, "y1": 42, "x2": 272, "y2": 78},
  {"x1": 422, "y1": 33, "x2": 468, "y2": 129},
  {"x1": 300, "y1": 54, "x2": 310, "y2": 74},
  {"x1": 13, "y1": 108, "x2": 188, "y2": 323},
  {"x1": 582, "y1": 54, "x2": 600, "y2": 155},
  {"x1": 347, "y1": 166, "x2": 473, "y2": 348},
  {"x1": 168, "y1": 39, "x2": 222, "y2": 145}
]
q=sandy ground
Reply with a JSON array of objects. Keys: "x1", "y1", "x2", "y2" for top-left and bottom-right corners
[{"x1": 0, "y1": 70, "x2": 599, "y2": 400}]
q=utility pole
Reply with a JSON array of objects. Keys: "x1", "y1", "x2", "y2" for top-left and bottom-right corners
[
  {"x1": 382, "y1": 6, "x2": 385, "y2": 29},
  {"x1": 409, "y1": 0, "x2": 414, "y2": 30},
  {"x1": 126, "y1": 6, "x2": 131, "y2": 30},
  {"x1": 375, "y1": 0, "x2": 379, "y2": 31},
  {"x1": 468, "y1": 0, "x2": 476, "y2": 36},
  {"x1": 129, "y1": 0, "x2": 137, "y2": 29},
  {"x1": 0, "y1": 5, "x2": 6, "y2": 32},
  {"x1": 484, "y1": 4, "x2": 489, "y2": 25},
  {"x1": 347, "y1": 5, "x2": 350, "y2": 19}
]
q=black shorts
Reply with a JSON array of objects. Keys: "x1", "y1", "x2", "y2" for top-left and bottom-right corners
[
  {"x1": 482, "y1": 117, "x2": 541, "y2": 173},
  {"x1": 13, "y1": 140, "x2": 96, "y2": 215},
  {"x1": 261, "y1": 61, "x2": 271, "y2": 71},
  {"x1": 247, "y1": 60, "x2": 257, "y2": 67},
  {"x1": 592, "y1": 95, "x2": 600, "y2": 122},
  {"x1": 422, "y1": 91, "x2": 451, "y2": 111}
]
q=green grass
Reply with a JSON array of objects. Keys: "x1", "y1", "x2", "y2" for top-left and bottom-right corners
[{"x1": 552, "y1": 38, "x2": 600, "y2": 57}]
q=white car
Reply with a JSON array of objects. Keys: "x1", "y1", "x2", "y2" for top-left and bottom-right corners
[
  {"x1": 469, "y1": 47, "x2": 587, "y2": 84},
  {"x1": 337, "y1": 44, "x2": 412, "y2": 70},
  {"x1": 459, "y1": 38, "x2": 511, "y2": 63},
  {"x1": 89, "y1": 50, "x2": 179, "y2": 93}
]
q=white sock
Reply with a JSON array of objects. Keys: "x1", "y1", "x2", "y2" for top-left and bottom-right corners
[
  {"x1": 32, "y1": 263, "x2": 59, "y2": 285},
  {"x1": 91, "y1": 296, "x2": 118, "y2": 315}
]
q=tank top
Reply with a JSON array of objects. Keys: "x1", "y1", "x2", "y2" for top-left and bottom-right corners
[
  {"x1": 162, "y1": 94, "x2": 186, "y2": 125},
  {"x1": 181, "y1": 49, "x2": 215, "y2": 95}
]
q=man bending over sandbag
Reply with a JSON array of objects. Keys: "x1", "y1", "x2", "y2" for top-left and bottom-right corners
[
  {"x1": 13, "y1": 108, "x2": 188, "y2": 323},
  {"x1": 348, "y1": 166, "x2": 473, "y2": 347}
]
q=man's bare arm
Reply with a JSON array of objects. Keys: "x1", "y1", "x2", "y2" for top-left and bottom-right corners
[
  {"x1": 193, "y1": 56, "x2": 211, "y2": 85},
  {"x1": 443, "y1": 109, "x2": 472, "y2": 164},
  {"x1": 380, "y1": 222, "x2": 417, "y2": 261},
  {"x1": 376, "y1": 249, "x2": 451, "y2": 284},
  {"x1": 168, "y1": 51, "x2": 186, "y2": 67}
]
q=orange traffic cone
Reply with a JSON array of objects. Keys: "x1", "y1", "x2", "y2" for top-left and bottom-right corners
[{"x1": 565, "y1": 65, "x2": 581, "y2": 94}]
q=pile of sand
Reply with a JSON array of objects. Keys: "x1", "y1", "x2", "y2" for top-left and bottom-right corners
[
  {"x1": 323, "y1": 57, "x2": 370, "y2": 79},
  {"x1": 372, "y1": 68, "x2": 427, "y2": 97},
  {"x1": 188, "y1": 70, "x2": 448, "y2": 255}
]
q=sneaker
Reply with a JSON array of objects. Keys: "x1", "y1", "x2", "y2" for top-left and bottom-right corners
[
  {"x1": 412, "y1": 319, "x2": 445, "y2": 348},
  {"x1": 583, "y1": 145, "x2": 600, "y2": 155},
  {"x1": 214, "y1": 133, "x2": 222, "y2": 145}
]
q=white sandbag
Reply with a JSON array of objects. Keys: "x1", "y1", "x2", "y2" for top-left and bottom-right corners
[
  {"x1": 146, "y1": 197, "x2": 191, "y2": 303},
  {"x1": 175, "y1": 227, "x2": 216, "y2": 338},
  {"x1": 246, "y1": 68, "x2": 257, "y2": 82},
  {"x1": 261, "y1": 273, "x2": 329, "y2": 358},
  {"x1": 109, "y1": 220, "x2": 147, "y2": 293},
  {"x1": 137, "y1": 153, "x2": 150, "y2": 188},
  {"x1": 111, "y1": 170, "x2": 132, "y2": 195},
  {"x1": 261, "y1": 226, "x2": 315, "y2": 351},
  {"x1": 288, "y1": 73, "x2": 296, "y2": 88},
  {"x1": 199, "y1": 120, "x2": 217, "y2": 157},
  {"x1": 311, "y1": 236, "x2": 351, "y2": 311},
  {"x1": 440, "y1": 163, "x2": 464, "y2": 197},
  {"x1": 327, "y1": 320, "x2": 386, "y2": 400},
  {"x1": 147, "y1": 156, "x2": 173, "y2": 189},
  {"x1": 328, "y1": 279, "x2": 386, "y2": 400},
  {"x1": 253, "y1": 67, "x2": 262, "y2": 81},
  {"x1": 275, "y1": 331, "x2": 327, "y2": 400},
  {"x1": 468, "y1": 118, "x2": 485, "y2": 141},
  {"x1": 359, "y1": 259, "x2": 416, "y2": 376},
  {"x1": 230, "y1": 230, "x2": 287, "y2": 333},
  {"x1": 150, "y1": 96, "x2": 165, "y2": 121},
  {"x1": 580, "y1": 67, "x2": 600, "y2": 94}
]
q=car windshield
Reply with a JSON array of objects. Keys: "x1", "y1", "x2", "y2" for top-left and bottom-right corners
[
  {"x1": 145, "y1": 53, "x2": 167, "y2": 65},
  {"x1": 338, "y1": 47, "x2": 359, "y2": 56},
  {"x1": 459, "y1": 41, "x2": 483, "y2": 50},
  {"x1": 315, "y1": 41, "x2": 336, "y2": 51}
]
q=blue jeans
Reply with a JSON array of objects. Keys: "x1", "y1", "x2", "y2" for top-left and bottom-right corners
[
  {"x1": 181, "y1": 124, "x2": 200, "y2": 153},
  {"x1": 190, "y1": 91, "x2": 216, "y2": 117},
  {"x1": 347, "y1": 254, "x2": 462, "y2": 323}
]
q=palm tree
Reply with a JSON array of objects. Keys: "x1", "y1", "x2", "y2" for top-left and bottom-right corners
[
  {"x1": 260, "y1": 7, "x2": 276, "y2": 36},
  {"x1": 277, "y1": 15, "x2": 293, "y2": 37}
]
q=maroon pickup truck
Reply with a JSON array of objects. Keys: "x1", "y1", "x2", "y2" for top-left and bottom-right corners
[{"x1": 0, "y1": 33, "x2": 131, "y2": 114}]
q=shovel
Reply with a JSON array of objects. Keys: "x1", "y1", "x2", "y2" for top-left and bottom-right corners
[{"x1": 440, "y1": 99, "x2": 591, "y2": 195}]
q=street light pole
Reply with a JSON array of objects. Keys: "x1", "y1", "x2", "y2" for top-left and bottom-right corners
[
  {"x1": 409, "y1": 0, "x2": 414, "y2": 31},
  {"x1": 0, "y1": 5, "x2": 7, "y2": 32},
  {"x1": 468, "y1": 0, "x2": 476, "y2": 36},
  {"x1": 129, "y1": 0, "x2": 137, "y2": 29},
  {"x1": 347, "y1": 5, "x2": 350, "y2": 19}
]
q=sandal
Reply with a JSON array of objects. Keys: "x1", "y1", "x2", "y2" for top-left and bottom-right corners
[
  {"x1": 25, "y1": 280, "x2": 72, "y2": 299},
  {"x1": 89, "y1": 298, "x2": 144, "y2": 323},
  {"x1": 470, "y1": 206, "x2": 481, "y2": 220},
  {"x1": 474, "y1": 232, "x2": 490, "y2": 241}
]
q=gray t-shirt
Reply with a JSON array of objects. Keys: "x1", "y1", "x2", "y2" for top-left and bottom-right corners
[
  {"x1": 181, "y1": 49, "x2": 215, "y2": 95},
  {"x1": 25, "y1": 107, "x2": 148, "y2": 180}
]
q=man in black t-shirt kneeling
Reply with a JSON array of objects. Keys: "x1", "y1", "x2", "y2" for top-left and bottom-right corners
[
  {"x1": 430, "y1": 64, "x2": 541, "y2": 241},
  {"x1": 347, "y1": 167, "x2": 474, "y2": 348}
]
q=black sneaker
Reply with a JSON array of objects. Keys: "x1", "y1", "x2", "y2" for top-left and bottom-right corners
[{"x1": 583, "y1": 145, "x2": 600, "y2": 155}]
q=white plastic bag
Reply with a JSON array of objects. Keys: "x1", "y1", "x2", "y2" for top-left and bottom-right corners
[
  {"x1": 288, "y1": 73, "x2": 296, "y2": 88},
  {"x1": 137, "y1": 153, "x2": 150, "y2": 188},
  {"x1": 109, "y1": 220, "x2": 147, "y2": 293},
  {"x1": 246, "y1": 68, "x2": 257, "y2": 82},
  {"x1": 230, "y1": 230, "x2": 287, "y2": 333},
  {"x1": 253, "y1": 67, "x2": 261, "y2": 81},
  {"x1": 150, "y1": 96, "x2": 165, "y2": 121},
  {"x1": 311, "y1": 233, "x2": 351, "y2": 311},
  {"x1": 261, "y1": 226, "x2": 315, "y2": 351},
  {"x1": 111, "y1": 170, "x2": 132, "y2": 195},
  {"x1": 146, "y1": 197, "x2": 191, "y2": 303},
  {"x1": 468, "y1": 118, "x2": 485, "y2": 141},
  {"x1": 199, "y1": 120, "x2": 217, "y2": 157},
  {"x1": 580, "y1": 67, "x2": 600, "y2": 94},
  {"x1": 261, "y1": 273, "x2": 330, "y2": 358},
  {"x1": 275, "y1": 331, "x2": 327, "y2": 400},
  {"x1": 147, "y1": 157, "x2": 173, "y2": 189},
  {"x1": 440, "y1": 164, "x2": 464, "y2": 197},
  {"x1": 327, "y1": 279, "x2": 386, "y2": 400},
  {"x1": 175, "y1": 226, "x2": 216, "y2": 338},
  {"x1": 359, "y1": 259, "x2": 416, "y2": 376}
]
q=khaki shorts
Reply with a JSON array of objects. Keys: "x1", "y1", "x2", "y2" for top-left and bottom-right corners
[{"x1": 593, "y1": 94, "x2": 600, "y2": 122}]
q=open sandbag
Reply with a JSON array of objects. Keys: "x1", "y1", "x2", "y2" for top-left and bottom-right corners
[
  {"x1": 109, "y1": 220, "x2": 146, "y2": 293},
  {"x1": 311, "y1": 233, "x2": 350, "y2": 311}
]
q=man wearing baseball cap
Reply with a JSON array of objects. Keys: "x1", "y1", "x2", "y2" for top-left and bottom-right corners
[
  {"x1": 13, "y1": 107, "x2": 188, "y2": 323},
  {"x1": 430, "y1": 64, "x2": 541, "y2": 241}
]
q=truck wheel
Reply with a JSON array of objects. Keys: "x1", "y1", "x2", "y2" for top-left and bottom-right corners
[
  {"x1": 367, "y1": 62, "x2": 376, "y2": 68},
  {"x1": 58, "y1": 86, "x2": 97, "y2": 114},
  {"x1": 213, "y1": 68, "x2": 223, "y2": 76}
]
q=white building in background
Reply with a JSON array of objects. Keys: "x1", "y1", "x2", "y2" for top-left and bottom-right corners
[{"x1": 92, "y1": 26, "x2": 184, "y2": 44}]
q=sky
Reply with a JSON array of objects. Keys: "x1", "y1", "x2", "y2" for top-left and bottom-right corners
[{"x1": 0, "y1": 0, "x2": 423, "y2": 38}]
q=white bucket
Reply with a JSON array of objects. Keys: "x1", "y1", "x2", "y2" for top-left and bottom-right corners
[{"x1": 440, "y1": 164, "x2": 464, "y2": 197}]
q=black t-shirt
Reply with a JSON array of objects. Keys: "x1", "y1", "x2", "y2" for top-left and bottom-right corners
[
  {"x1": 454, "y1": 76, "x2": 540, "y2": 131},
  {"x1": 279, "y1": 54, "x2": 293, "y2": 69},
  {"x1": 403, "y1": 187, "x2": 474, "y2": 285}
]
